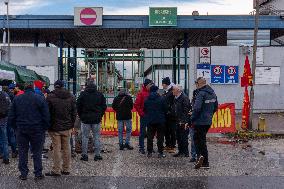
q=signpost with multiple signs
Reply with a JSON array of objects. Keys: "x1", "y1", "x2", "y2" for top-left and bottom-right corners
[
  {"x1": 74, "y1": 7, "x2": 103, "y2": 26},
  {"x1": 211, "y1": 65, "x2": 239, "y2": 84},
  {"x1": 149, "y1": 7, "x2": 177, "y2": 26}
]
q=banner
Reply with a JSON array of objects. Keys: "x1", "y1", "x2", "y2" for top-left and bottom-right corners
[
  {"x1": 101, "y1": 103, "x2": 236, "y2": 136},
  {"x1": 209, "y1": 103, "x2": 236, "y2": 133}
]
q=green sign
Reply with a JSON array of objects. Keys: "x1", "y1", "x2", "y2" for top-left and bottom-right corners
[{"x1": 149, "y1": 7, "x2": 177, "y2": 26}]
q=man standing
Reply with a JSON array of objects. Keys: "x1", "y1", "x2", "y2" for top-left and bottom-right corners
[
  {"x1": 172, "y1": 85, "x2": 192, "y2": 158},
  {"x1": 77, "y1": 79, "x2": 107, "y2": 161},
  {"x1": 144, "y1": 85, "x2": 167, "y2": 158},
  {"x1": 134, "y1": 79, "x2": 152, "y2": 154},
  {"x1": 161, "y1": 77, "x2": 176, "y2": 153},
  {"x1": 191, "y1": 77, "x2": 218, "y2": 169},
  {"x1": 0, "y1": 89, "x2": 11, "y2": 164},
  {"x1": 8, "y1": 83, "x2": 50, "y2": 180},
  {"x1": 112, "y1": 89, "x2": 134, "y2": 150},
  {"x1": 45, "y1": 80, "x2": 76, "y2": 176}
]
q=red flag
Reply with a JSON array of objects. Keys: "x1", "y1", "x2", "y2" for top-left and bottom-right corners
[
  {"x1": 241, "y1": 86, "x2": 250, "y2": 130},
  {"x1": 241, "y1": 55, "x2": 253, "y2": 87}
]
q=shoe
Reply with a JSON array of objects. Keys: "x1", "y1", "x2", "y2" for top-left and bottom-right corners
[
  {"x1": 190, "y1": 158, "x2": 196, "y2": 162},
  {"x1": 173, "y1": 153, "x2": 183, "y2": 157},
  {"x1": 184, "y1": 154, "x2": 190, "y2": 157},
  {"x1": 3, "y1": 159, "x2": 9, "y2": 164},
  {"x1": 125, "y1": 144, "x2": 134, "y2": 150},
  {"x1": 201, "y1": 162, "x2": 210, "y2": 169},
  {"x1": 61, "y1": 171, "x2": 70, "y2": 175},
  {"x1": 12, "y1": 152, "x2": 18, "y2": 158},
  {"x1": 94, "y1": 156, "x2": 103, "y2": 161},
  {"x1": 139, "y1": 149, "x2": 146, "y2": 154},
  {"x1": 80, "y1": 154, "x2": 88, "y2": 162},
  {"x1": 45, "y1": 171, "x2": 61, "y2": 177},
  {"x1": 71, "y1": 152, "x2": 76, "y2": 158},
  {"x1": 34, "y1": 175, "x2": 45, "y2": 180},
  {"x1": 42, "y1": 154, "x2": 48, "y2": 160},
  {"x1": 158, "y1": 153, "x2": 166, "y2": 158},
  {"x1": 164, "y1": 146, "x2": 171, "y2": 151},
  {"x1": 194, "y1": 156, "x2": 205, "y2": 169},
  {"x1": 0, "y1": 155, "x2": 3, "y2": 159},
  {"x1": 119, "y1": 144, "x2": 124, "y2": 150},
  {"x1": 42, "y1": 149, "x2": 49, "y2": 154},
  {"x1": 147, "y1": 153, "x2": 152, "y2": 158},
  {"x1": 19, "y1": 175, "x2": 27, "y2": 181}
]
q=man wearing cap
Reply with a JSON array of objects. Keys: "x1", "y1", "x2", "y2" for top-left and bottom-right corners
[
  {"x1": 144, "y1": 85, "x2": 167, "y2": 158},
  {"x1": 8, "y1": 82, "x2": 50, "y2": 180},
  {"x1": 134, "y1": 79, "x2": 153, "y2": 154},
  {"x1": 161, "y1": 77, "x2": 176, "y2": 153},
  {"x1": 45, "y1": 80, "x2": 76, "y2": 177},
  {"x1": 191, "y1": 77, "x2": 218, "y2": 169}
]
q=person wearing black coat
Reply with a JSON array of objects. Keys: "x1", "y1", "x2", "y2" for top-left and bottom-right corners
[
  {"x1": 172, "y1": 85, "x2": 192, "y2": 158},
  {"x1": 112, "y1": 89, "x2": 134, "y2": 150},
  {"x1": 77, "y1": 79, "x2": 107, "y2": 162},
  {"x1": 162, "y1": 77, "x2": 176, "y2": 153},
  {"x1": 144, "y1": 85, "x2": 167, "y2": 158},
  {"x1": 8, "y1": 83, "x2": 50, "y2": 180}
]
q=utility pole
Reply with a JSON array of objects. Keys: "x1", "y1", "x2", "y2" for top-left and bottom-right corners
[
  {"x1": 249, "y1": 0, "x2": 260, "y2": 130},
  {"x1": 5, "y1": 0, "x2": 10, "y2": 62}
]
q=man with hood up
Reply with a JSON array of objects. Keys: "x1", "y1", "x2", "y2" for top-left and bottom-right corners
[
  {"x1": 45, "y1": 80, "x2": 76, "y2": 177},
  {"x1": 191, "y1": 77, "x2": 218, "y2": 169},
  {"x1": 77, "y1": 79, "x2": 107, "y2": 162}
]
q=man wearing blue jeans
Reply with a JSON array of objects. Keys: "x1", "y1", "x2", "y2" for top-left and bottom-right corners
[
  {"x1": 134, "y1": 79, "x2": 152, "y2": 154},
  {"x1": 112, "y1": 89, "x2": 134, "y2": 150},
  {"x1": 77, "y1": 79, "x2": 107, "y2": 161}
]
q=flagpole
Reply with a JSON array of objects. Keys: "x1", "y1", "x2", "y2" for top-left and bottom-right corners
[{"x1": 249, "y1": 0, "x2": 260, "y2": 130}]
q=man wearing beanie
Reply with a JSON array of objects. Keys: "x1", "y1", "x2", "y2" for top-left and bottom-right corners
[
  {"x1": 134, "y1": 79, "x2": 153, "y2": 154},
  {"x1": 162, "y1": 77, "x2": 176, "y2": 153},
  {"x1": 45, "y1": 80, "x2": 76, "y2": 177},
  {"x1": 144, "y1": 85, "x2": 167, "y2": 158}
]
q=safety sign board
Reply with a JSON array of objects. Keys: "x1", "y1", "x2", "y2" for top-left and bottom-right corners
[
  {"x1": 199, "y1": 47, "x2": 211, "y2": 64},
  {"x1": 225, "y1": 66, "x2": 239, "y2": 84},
  {"x1": 197, "y1": 64, "x2": 211, "y2": 79},
  {"x1": 74, "y1": 7, "x2": 103, "y2": 26},
  {"x1": 211, "y1": 65, "x2": 225, "y2": 84}
]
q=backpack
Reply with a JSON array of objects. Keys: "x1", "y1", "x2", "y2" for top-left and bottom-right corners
[{"x1": 0, "y1": 92, "x2": 10, "y2": 119}]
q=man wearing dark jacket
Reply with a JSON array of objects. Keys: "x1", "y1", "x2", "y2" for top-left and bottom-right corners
[
  {"x1": 77, "y1": 79, "x2": 107, "y2": 161},
  {"x1": 162, "y1": 77, "x2": 176, "y2": 153},
  {"x1": 45, "y1": 80, "x2": 76, "y2": 177},
  {"x1": 191, "y1": 77, "x2": 218, "y2": 169},
  {"x1": 112, "y1": 89, "x2": 134, "y2": 150},
  {"x1": 172, "y1": 85, "x2": 192, "y2": 158},
  {"x1": 8, "y1": 83, "x2": 50, "y2": 180},
  {"x1": 144, "y1": 85, "x2": 167, "y2": 158}
]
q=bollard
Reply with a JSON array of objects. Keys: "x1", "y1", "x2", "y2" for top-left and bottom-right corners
[{"x1": 258, "y1": 116, "x2": 266, "y2": 132}]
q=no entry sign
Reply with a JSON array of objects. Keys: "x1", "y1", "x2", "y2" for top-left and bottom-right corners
[
  {"x1": 74, "y1": 7, "x2": 103, "y2": 26},
  {"x1": 199, "y1": 47, "x2": 211, "y2": 64}
]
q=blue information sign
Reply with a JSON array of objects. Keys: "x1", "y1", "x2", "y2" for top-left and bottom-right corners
[
  {"x1": 225, "y1": 66, "x2": 239, "y2": 84},
  {"x1": 211, "y1": 65, "x2": 225, "y2": 84}
]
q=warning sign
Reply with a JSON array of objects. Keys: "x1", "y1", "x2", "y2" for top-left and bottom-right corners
[
  {"x1": 211, "y1": 65, "x2": 225, "y2": 84},
  {"x1": 199, "y1": 47, "x2": 211, "y2": 64},
  {"x1": 74, "y1": 7, "x2": 103, "y2": 26},
  {"x1": 225, "y1": 66, "x2": 239, "y2": 84}
]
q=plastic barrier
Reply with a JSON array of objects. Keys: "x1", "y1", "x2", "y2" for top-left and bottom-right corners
[{"x1": 101, "y1": 103, "x2": 236, "y2": 136}]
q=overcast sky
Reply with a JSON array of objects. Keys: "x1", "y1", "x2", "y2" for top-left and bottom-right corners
[{"x1": 0, "y1": 0, "x2": 253, "y2": 15}]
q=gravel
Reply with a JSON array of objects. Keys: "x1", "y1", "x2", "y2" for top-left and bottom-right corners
[{"x1": 0, "y1": 137, "x2": 283, "y2": 178}]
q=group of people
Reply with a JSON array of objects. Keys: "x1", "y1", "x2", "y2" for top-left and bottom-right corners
[
  {"x1": 132, "y1": 77, "x2": 218, "y2": 169},
  {"x1": 0, "y1": 76, "x2": 218, "y2": 181}
]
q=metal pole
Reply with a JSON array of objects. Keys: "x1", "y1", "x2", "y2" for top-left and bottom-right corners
[
  {"x1": 177, "y1": 47, "x2": 180, "y2": 84},
  {"x1": 67, "y1": 46, "x2": 71, "y2": 90},
  {"x1": 59, "y1": 33, "x2": 64, "y2": 80},
  {"x1": 7, "y1": 1, "x2": 10, "y2": 62},
  {"x1": 172, "y1": 48, "x2": 177, "y2": 84},
  {"x1": 73, "y1": 46, "x2": 77, "y2": 96},
  {"x1": 183, "y1": 33, "x2": 189, "y2": 95},
  {"x1": 249, "y1": 0, "x2": 260, "y2": 130}
]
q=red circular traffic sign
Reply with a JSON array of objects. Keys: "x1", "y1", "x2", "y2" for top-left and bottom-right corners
[
  {"x1": 213, "y1": 66, "x2": 222, "y2": 75},
  {"x1": 201, "y1": 48, "x2": 209, "y2": 56},
  {"x1": 80, "y1": 8, "x2": 97, "y2": 26},
  {"x1": 227, "y1": 66, "x2": 236, "y2": 75}
]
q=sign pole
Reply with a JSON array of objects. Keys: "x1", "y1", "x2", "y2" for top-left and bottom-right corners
[{"x1": 249, "y1": 0, "x2": 260, "y2": 130}]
